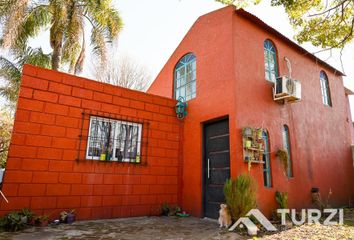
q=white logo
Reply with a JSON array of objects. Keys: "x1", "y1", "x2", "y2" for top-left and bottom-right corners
[
  {"x1": 229, "y1": 208, "x2": 343, "y2": 236},
  {"x1": 229, "y1": 209, "x2": 276, "y2": 235}
]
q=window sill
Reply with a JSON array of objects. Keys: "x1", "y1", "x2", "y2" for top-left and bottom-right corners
[{"x1": 80, "y1": 158, "x2": 146, "y2": 165}]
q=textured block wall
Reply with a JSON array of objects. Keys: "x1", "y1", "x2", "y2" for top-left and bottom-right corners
[{"x1": 0, "y1": 64, "x2": 181, "y2": 220}]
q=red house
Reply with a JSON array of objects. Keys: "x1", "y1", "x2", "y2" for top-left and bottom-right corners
[
  {"x1": 1, "y1": 6, "x2": 353, "y2": 220},
  {"x1": 148, "y1": 6, "x2": 354, "y2": 218}
]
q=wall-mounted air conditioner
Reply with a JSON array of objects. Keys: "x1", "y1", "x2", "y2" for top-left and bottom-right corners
[{"x1": 273, "y1": 75, "x2": 301, "y2": 102}]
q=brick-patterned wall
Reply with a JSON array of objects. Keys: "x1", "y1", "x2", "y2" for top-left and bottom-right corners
[{"x1": 0, "y1": 64, "x2": 181, "y2": 220}]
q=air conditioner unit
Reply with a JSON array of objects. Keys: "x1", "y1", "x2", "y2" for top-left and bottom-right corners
[{"x1": 273, "y1": 76, "x2": 301, "y2": 102}]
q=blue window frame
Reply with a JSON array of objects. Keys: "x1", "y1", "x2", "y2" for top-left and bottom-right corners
[
  {"x1": 264, "y1": 40, "x2": 278, "y2": 82},
  {"x1": 174, "y1": 53, "x2": 196, "y2": 101},
  {"x1": 320, "y1": 71, "x2": 332, "y2": 106},
  {"x1": 262, "y1": 130, "x2": 272, "y2": 188},
  {"x1": 282, "y1": 125, "x2": 293, "y2": 177}
]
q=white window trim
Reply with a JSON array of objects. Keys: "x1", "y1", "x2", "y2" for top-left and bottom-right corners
[{"x1": 86, "y1": 116, "x2": 142, "y2": 162}]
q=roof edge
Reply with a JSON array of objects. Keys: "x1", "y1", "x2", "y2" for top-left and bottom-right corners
[{"x1": 235, "y1": 9, "x2": 345, "y2": 77}]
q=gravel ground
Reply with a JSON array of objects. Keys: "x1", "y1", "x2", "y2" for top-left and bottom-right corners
[
  {"x1": 0, "y1": 209, "x2": 352, "y2": 240},
  {"x1": 259, "y1": 224, "x2": 354, "y2": 240}
]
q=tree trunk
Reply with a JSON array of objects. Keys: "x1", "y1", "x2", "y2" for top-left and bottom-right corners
[
  {"x1": 51, "y1": 44, "x2": 62, "y2": 71},
  {"x1": 74, "y1": 30, "x2": 86, "y2": 75}
]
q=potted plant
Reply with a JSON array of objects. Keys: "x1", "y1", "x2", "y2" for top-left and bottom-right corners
[
  {"x1": 245, "y1": 140, "x2": 252, "y2": 149},
  {"x1": 40, "y1": 215, "x2": 49, "y2": 227},
  {"x1": 276, "y1": 148, "x2": 289, "y2": 171},
  {"x1": 242, "y1": 127, "x2": 252, "y2": 138},
  {"x1": 60, "y1": 209, "x2": 75, "y2": 224},
  {"x1": 257, "y1": 128, "x2": 263, "y2": 139},
  {"x1": 161, "y1": 203, "x2": 170, "y2": 216},
  {"x1": 34, "y1": 215, "x2": 49, "y2": 227},
  {"x1": 100, "y1": 146, "x2": 106, "y2": 161}
]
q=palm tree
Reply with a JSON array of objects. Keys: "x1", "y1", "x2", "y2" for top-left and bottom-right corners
[
  {"x1": 0, "y1": 47, "x2": 51, "y2": 108},
  {"x1": 0, "y1": 0, "x2": 123, "y2": 74}
]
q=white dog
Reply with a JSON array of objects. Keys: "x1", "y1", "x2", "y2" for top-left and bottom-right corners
[{"x1": 218, "y1": 203, "x2": 232, "y2": 228}]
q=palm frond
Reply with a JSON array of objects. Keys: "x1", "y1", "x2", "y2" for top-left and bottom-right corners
[
  {"x1": 90, "y1": 27, "x2": 107, "y2": 64},
  {"x1": 0, "y1": 47, "x2": 51, "y2": 104},
  {"x1": 61, "y1": 1, "x2": 83, "y2": 70},
  {"x1": 17, "y1": 47, "x2": 52, "y2": 68},
  {"x1": 84, "y1": 0, "x2": 123, "y2": 66},
  {"x1": 0, "y1": 56, "x2": 21, "y2": 102},
  {"x1": 14, "y1": 4, "x2": 52, "y2": 50},
  {"x1": 2, "y1": 0, "x2": 29, "y2": 48},
  {"x1": 0, "y1": 56, "x2": 21, "y2": 85}
]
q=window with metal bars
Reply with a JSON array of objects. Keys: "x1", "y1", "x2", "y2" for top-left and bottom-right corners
[{"x1": 86, "y1": 116, "x2": 142, "y2": 163}]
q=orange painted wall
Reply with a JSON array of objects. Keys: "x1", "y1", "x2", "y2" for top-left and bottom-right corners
[
  {"x1": 1, "y1": 65, "x2": 182, "y2": 220},
  {"x1": 148, "y1": 6, "x2": 354, "y2": 217},
  {"x1": 150, "y1": 6, "x2": 237, "y2": 216}
]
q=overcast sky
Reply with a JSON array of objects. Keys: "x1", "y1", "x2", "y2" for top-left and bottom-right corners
[{"x1": 1, "y1": 0, "x2": 354, "y2": 116}]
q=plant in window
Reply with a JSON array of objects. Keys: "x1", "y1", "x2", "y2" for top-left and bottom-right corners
[{"x1": 276, "y1": 148, "x2": 289, "y2": 173}]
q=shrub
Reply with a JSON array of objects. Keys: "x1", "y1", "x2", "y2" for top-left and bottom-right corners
[
  {"x1": 275, "y1": 191, "x2": 288, "y2": 209},
  {"x1": 223, "y1": 174, "x2": 257, "y2": 220},
  {"x1": 0, "y1": 211, "x2": 26, "y2": 231},
  {"x1": 0, "y1": 208, "x2": 34, "y2": 231}
]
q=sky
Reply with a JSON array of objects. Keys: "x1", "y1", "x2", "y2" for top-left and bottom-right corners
[{"x1": 1, "y1": 0, "x2": 354, "y2": 115}]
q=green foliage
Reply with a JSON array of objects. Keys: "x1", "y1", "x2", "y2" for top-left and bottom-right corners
[
  {"x1": 276, "y1": 148, "x2": 289, "y2": 172},
  {"x1": 0, "y1": 208, "x2": 34, "y2": 232},
  {"x1": 273, "y1": 0, "x2": 354, "y2": 48},
  {"x1": 275, "y1": 191, "x2": 288, "y2": 209},
  {"x1": 0, "y1": 0, "x2": 123, "y2": 73},
  {"x1": 160, "y1": 203, "x2": 181, "y2": 216},
  {"x1": 223, "y1": 174, "x2": 257, "y2": 220},
  {"x1": 0, "y1": 109, "x2": 13, "y2": 168},
  {"x1": 216, "y1": 0, "x2": 354, "y2": 49},
  {"x1": 0, "y1": 47, "x2": 51, "y2": 108},
  {"x1": 215, "y1": 0, "x2": 261, "y2": 8}
]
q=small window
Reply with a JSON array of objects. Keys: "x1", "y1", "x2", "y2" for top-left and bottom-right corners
[
  {"x1": 320, "y1": 71, "x2": 332, "y2": 106},
  {"x1": 174, "y1": 53, "x2": 196, "y2": 101},
  {"x1": 264, "y1": 40, "x2": 278, "y2": 82},
  {"x1": 262, "y1": 130, "x2": 272, "y2": 187},
  {"x1": 86, "y1": 116, "x2": 142, "y2": 162},
  {"x1": 282, "y1": 125, "x2": 293, "y2": 178}
]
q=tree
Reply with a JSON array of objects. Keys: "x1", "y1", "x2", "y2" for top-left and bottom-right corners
[
  {"x1": 0, "y1": 47, "x2": 51, "y2": 109},
  {"x1": 0, "y1": 107, "x2": 13, "y2": 168},
  {"x1": 91, "y1": 55, "x2": 152, "y2": 92},
  {"x1": 216, "y1": 0, "x2": 354, "y2": 49},
  {"x1": 0, "y1": 0, "x2": 123, "y2": 74}
]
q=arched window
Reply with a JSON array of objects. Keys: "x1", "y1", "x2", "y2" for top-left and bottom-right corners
[
  {"x1": 320, "y1": 71, "x2": 332, "y2": 106},
  {"x1": 262, "y1": 130, "x2": 272, "y2": 188},
  {"x1": 264, "y1": 40, "x2": 278, "y2": 82},
  {"x1": 174, "y1": 53, "x2": 196, "y2": 101},
  {"x1": 282, "y1": 125, "x2": 293, "y2": 178}
]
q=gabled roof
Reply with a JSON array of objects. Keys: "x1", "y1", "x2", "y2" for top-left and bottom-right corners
[{"x1": 234, "y1": 8, "x2": 345, "y2": 76}]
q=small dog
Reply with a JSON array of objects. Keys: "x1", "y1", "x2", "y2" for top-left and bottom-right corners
[{"x1": 218, "y1": 203, "x2": 232, "y2": 228}]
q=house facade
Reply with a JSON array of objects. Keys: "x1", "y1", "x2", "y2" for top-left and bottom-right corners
[
  {"x1": 0, "y1": 6, "x2": 353, "y2": 220},
  {"x1": 148, "y1": 6, "x2": 354, "y2": 218}
]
